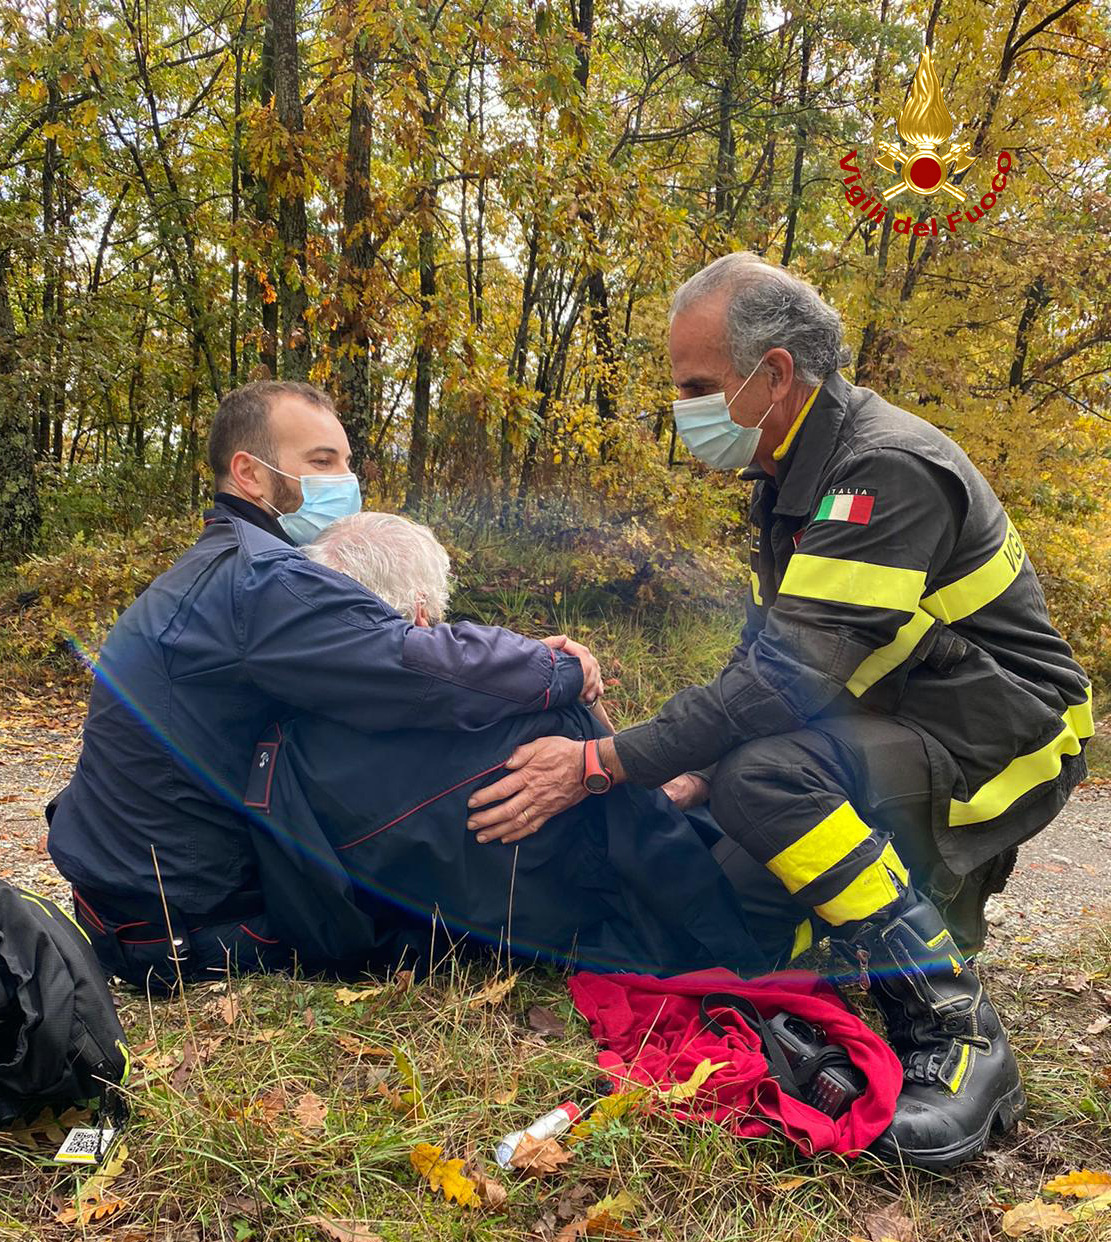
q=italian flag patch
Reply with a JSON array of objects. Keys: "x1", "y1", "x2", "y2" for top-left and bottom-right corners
[{"x1": 815, "y1": 490, "x2": 875, "y2": 525}]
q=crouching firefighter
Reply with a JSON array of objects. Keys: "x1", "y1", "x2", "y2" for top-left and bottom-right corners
[{"x1": 465, "y1": 254, "x2": 1093, "y2": 1171}]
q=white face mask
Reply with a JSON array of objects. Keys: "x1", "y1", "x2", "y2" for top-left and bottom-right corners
[{"x1": 671, "y1": 358, "x2": 775, "y2": 470}]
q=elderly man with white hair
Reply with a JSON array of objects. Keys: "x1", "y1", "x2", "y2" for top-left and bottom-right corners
[
  {"x1": 242, "y1": 510, "x2": 765, "y2": 984},
  {"x1": 465, "y1": 251, "x2": 1093, "y2": 1170}
]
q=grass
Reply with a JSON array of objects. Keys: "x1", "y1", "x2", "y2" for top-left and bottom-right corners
[
  {"x1": 2, "y1": 925, "x2": 1111, "y2": 1242},
  {"x1": 3, "y1": 526, "x2": 1111, "y2": 1238}
]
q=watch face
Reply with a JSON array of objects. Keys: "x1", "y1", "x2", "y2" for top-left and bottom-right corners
[{"x1": 585, "y1": 772, "x2": 611, "y2": 794}]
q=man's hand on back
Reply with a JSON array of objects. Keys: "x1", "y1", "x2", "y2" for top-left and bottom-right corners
[{"x1": 543, "y1": 634, "x2": 603, "y2": 704}]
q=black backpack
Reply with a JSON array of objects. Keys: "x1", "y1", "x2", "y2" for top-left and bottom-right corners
[{"x1": 0, "y1": 881, "x2": 129, "y2": 1128}]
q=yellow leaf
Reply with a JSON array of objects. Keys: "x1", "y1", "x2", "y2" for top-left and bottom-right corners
[
  {"x1": 335, "y1": 985, "x2": 384, "y2": 1005},
  {"x1": 661, "y1": 1059, "x2": 728, "y2": 1103},
  {"x1": 468, "y1": 972, "x2": 518, "y2": 1007},
  {"x1": 1001, "y1": 1199, "x2": 1075, "y2": 1237},
  {"x1": 568, "y1": 1090, "x2": 649, "y2": 1144},
  {"x1": 1044, "y1": 1169, "x2": 1111, "y2": 1198},
  {"x1": 409, "y1": 1143, "x2": 480, "y2": 1208},
  {"x1": 772, "y1": 1177, "x2": 809, "y2": 1191},
  {"x1": 587, "y1": 1191, "x2": 640, "y2": 1222},
  {"x1": 392, "y1": 1044, "x2": 426, "y2": 1118},
  {"x1": 1073, "y1": 1191, "x2": 1111, "y2": 1221}
]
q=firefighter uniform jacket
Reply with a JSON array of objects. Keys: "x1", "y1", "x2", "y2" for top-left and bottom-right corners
[
  {"x1": 614, "y1": 370, "x2": 1092, "y2": 874},
  {"x1": 47, "y1": 497, "x2": 584, "y2": 917}
]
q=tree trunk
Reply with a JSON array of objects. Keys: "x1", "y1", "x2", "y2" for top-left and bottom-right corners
[
  {"x1": 269, "y1": 0, "x2": 310, "y2": 379},
  {"x1": 404, "y1": 62, "x2": 438, "y2": 515},
  {"x1": 780, "y1": 19, "x2": 812, "y2": 268},
  {"x1": 0, "y1": 249, "x2": 40, "y2": 559},
  {"x1": 570, "y1": 0, "x2": 618, "y2": 445},
  {"x1": 1010, "y1": 277, "x2": 1050, "y2": 391},
  {"x1": 333, "y1": 23, "x2": 376, "y2": 475},
  {"x1": 714, "y1": 0, "x2": 749, "y2": 219}
]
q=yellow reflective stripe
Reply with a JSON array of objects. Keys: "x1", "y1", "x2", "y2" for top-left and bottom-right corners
[
  {"x1": 117, "y1": 1039, "x2": 131, "y2": 1085},
  {"x1": 20, "y1": 888, "x2": 92, "y2": 945},
  {"x1": 847, "y1": 608, "x2": 935, "y2": 697},
  {"x1": 921, "y1": 517, "x2": 1025, "y2": 623},
  {"x1": 751, "y1": 566, "x2": 763, "y2": 606},
  {"x1": 790, "y1": 920, "x2": 813, "y2": 960},
  {"x1": 767, "y1": 800, "x2": 872, "y2": 895},
  {"x1": 814, "y1": 842, "x2": 908, "y2": 926},
  {"x1": 773, "y1": 383, "x2": 823, "y2": 461},
  {"x1": 779, "y1": 554, "x2": 926, "y2": 614},
  {"x1": 949, "y1": 686, "x2": 1095, "y2": 827},
  {"x1": 948, "y1": 1043, "x2": 971, "y2": 1093}
]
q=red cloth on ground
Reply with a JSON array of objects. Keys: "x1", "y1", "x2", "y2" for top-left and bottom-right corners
[{"x1": 568, "y1": 967, "x2": 902, "y2": 1157}]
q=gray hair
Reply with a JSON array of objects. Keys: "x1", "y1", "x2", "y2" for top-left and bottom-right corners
[
  {"x1": 305, "y1": 512, "x2": 453, "y2": 623},
  {"x1": 670, "y1": 252, "x2": 851, "y2": 386}
]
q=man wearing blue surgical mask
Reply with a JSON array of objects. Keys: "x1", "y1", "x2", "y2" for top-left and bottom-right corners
[
  {"x1": 464, "y1": 252, "x2": 1092, "y2": 1172},
  {"x1": 47, "y1": 380, "x2": 601, "y2": 990}
]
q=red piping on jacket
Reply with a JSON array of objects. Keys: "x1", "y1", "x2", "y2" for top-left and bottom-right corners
[{"x1": 337, "y1": 756, "x2": 512, "y2": 851}]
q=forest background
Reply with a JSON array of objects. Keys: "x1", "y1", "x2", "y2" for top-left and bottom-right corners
[{"x1": 1, "y1": 0, "x2": 1110, "y2": 706}]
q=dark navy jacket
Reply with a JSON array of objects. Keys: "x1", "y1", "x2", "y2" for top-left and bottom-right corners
[
  {"x1": 47, "y1": 498, "x2": 583, "y2": 914},
  {"x1": 246, "y1": 703, "x2": 768, "y2": 978}
]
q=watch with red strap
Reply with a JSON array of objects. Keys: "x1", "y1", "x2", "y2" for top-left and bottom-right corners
[{"x1": 582, "y1": 739, "x2": 614, "y2": 795}]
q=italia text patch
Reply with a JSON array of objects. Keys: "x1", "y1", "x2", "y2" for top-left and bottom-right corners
[{"x1": 814, "y1": 488, "x2": 875, "y2": 525}]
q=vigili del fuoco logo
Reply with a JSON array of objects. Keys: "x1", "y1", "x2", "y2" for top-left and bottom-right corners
[{"x1": 838, "y1": 46, "x2": 1012, "y2": 238}]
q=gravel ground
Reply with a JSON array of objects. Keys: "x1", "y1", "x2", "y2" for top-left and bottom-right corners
[{"x1": 2, "y1": 720, "x2": 1110, "y2": 954}]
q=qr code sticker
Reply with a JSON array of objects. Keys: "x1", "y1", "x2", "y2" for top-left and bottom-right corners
[{"x1": 54, "y1": 1127, "x2": 117, "y2": 1164}]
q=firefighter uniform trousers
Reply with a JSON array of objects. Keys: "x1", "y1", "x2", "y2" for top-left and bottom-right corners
[{"x1": 708, "y1": 712, "x2": 963, "y2": 965}]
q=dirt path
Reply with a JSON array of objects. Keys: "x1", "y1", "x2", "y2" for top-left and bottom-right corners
[{"x1": 3, "y1": 721, "x2": 1110, "y2": 951}]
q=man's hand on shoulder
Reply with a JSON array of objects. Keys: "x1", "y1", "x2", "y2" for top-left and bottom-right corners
[{"x1": 542, "y1": 634, "x2": 603, "y2": 704}]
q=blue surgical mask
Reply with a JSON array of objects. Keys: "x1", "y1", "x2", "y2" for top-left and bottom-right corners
[
  {"x1": 252, "y1": 456, "x2": 362, "y2": 544},
  {"x1": 672, "y1": 358, "x2": 775, "y2": 471}
]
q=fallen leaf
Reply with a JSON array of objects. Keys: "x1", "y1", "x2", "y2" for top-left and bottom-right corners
[
  {"x1": 1001, "y1": 1199, "x2": 1075, "y2": 1236},
  {"x1": 55, "y1": 1142, "x2": 130, "y2": 1226},
  {"x1": 249, "y1": 1028, "x2": 280, "y2": 1044},
  {"x1": 335, "y1": 1034, "x2": 391, "y2": 1057},
  {"x1": 509, "y1": 1133, "x2": 574, "y2": 1177},
  {"x1": 1086, "y1": 1016, "x2": 1111, "y2": 1037},
  {"x1": 462, "y1": 1155, "x2": 508, "y2": 1209},
  {"x1": 170, "y1": 1040, "x2": 199, "y2": 1092},
  {"x1": 772, "y1": 1177, "x2": 809, "y2": 1191},
  {"x1": 568, "y1": 1090, "x2": 649, "y2": 1144},
  {"x1": 493, "y1": 1079, "x2": 519, "y2": 1105},
  {"x1": 660, "y1": 1058, "x2": 728, "y2": 1103},
  {"x1": 217, "y1": 994, "x2": 240, "y2": 1025},
  {"x1": 1044, "y1": 1170, "x2": 1111, "y2": 1198},
  {"x1": 1063, "y1": 973, "x2": 1090, "y2": 994},
  {"x1": 528, "y1": 1005, "x2": 567, "y2": 1037},
  {"x1": 303, "y1": 1007, "x2": 316, "y2": 1030},
  {"x1": 1073, "y1": 1191, "x2": 1111, "y2": 1221},
  {"x1": 375, "y1": 1081, "x2": 406, "y2": 1112},
  {"x1": 293, "y1": 1091, "x2": 327, "y2": 1132},
  {"x1": 335, "y1": 985, "x2": 384, "y2": 1005},
  {"x1": 864, "y1": 1202, "x2": 917, "y2": 1242},
  {"x1": 555, "y1": 1192, "x2": 642, "y2": 1241},
  {"x1": 303, "y1": 1217, "x2": 384, "y2": 1242},
  {"x1": 392, "y1": 1045, "x2": 426, "y2": 1118},
  {"x1": 393, "y1": 969, "x2": 414, "y2": 991},
  {"x1": 410, "y1": 1143, "x2": 480, "y2": 1208},
  {"x1": 469, "y1": 972, "x2": 518, "y2": 1008}
]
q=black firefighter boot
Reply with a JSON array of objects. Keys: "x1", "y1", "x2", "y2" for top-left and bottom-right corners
[{"x1": 839, "y1": 885, "x2": 1026, "y2": 1171}]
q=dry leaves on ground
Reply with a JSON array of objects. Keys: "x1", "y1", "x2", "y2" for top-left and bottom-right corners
[
  {"x1": 54, "y1": 1141, "x2": 130, "y2": 1227},
  {"x1": 1001, "y1": 1200, "x2": 1076, "y2": 1236},
  {"x1": 528, "y1": 1005, "x2": 567, "y2": 1037},
  {"x1": 555, "y1": 1191, "x2": 643, "y2": 1240},
  {"x1": 293, "y1": 1091, "x2": 328, "y2": 1132},
  {"x1": 861, "y1": 1201, "x2": 917, "y2": 1242},
  {"x1": 568, "y1": 1090, "x2": 649, "y2": 1145},
  {"x1": 468, "y1": 972, "x2": 518, "y2": 1008},
  {"x1": 410, "y1": 1143, "x2": 481, "y2": 1208},
  {"x1": 510, "y1": 1133, "x2": 574, "y2": 1178},
  {"x1": 1044, "y1": 1169, "x2": 1111, "y2": 1197},
  {"x1": 303, "y1": 1217, "x2": 383, "y2": 1242}
]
